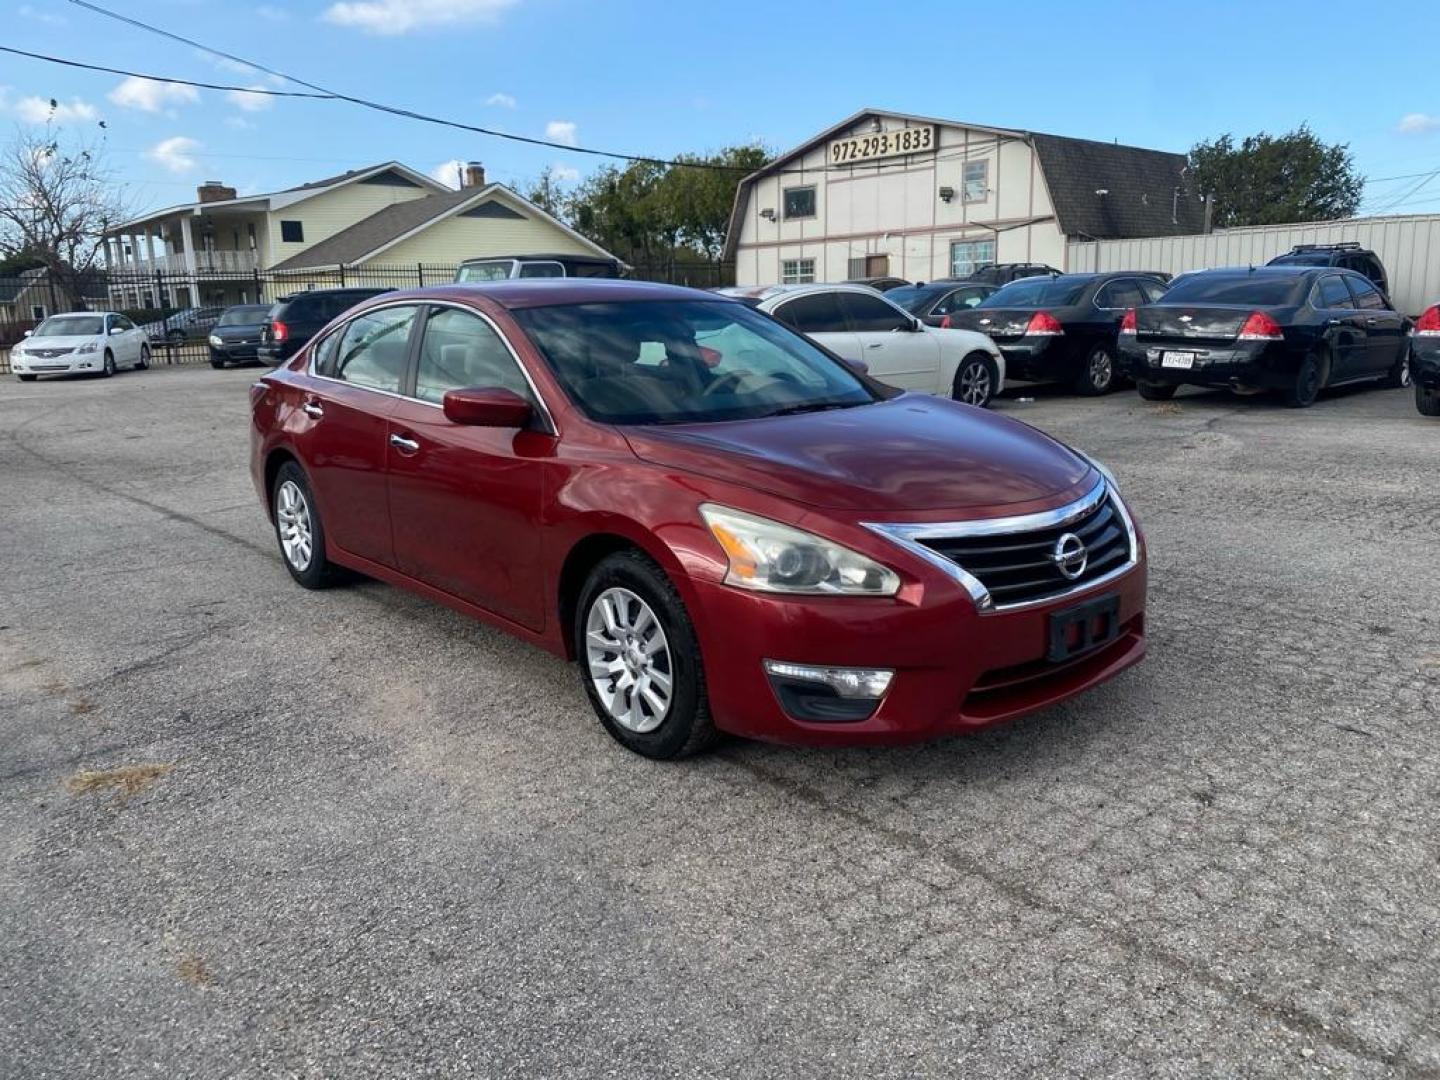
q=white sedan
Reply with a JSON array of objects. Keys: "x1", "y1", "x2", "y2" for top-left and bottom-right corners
[
  {"x1": 10, "y1": 312, "x2": 151, "y2": 382},
  {"x1": 719, "y1": 283, "x2": 1006, "y2": 407}
]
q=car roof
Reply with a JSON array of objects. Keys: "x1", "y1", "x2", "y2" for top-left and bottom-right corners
[
  {"x1": 1178, "y1": 265, "x2": 1334, "y2": 279},
  {"x1": 458, "y1": 253, "x2": 618, "y2": 264},
  {"x1": 715, "y1": 282, "x2": 891, "y2": 305},
  {"x1": 365, "y1": 279, "x2": 729, "y2": 311}
]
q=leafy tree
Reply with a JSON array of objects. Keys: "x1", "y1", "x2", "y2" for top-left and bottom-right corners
[
  {"x1": 0, "y1": 114, "x2": 130, "y2": 309},
  {"x1": 1189, "y1": 126, "x2": 1364, "y2": 228}
]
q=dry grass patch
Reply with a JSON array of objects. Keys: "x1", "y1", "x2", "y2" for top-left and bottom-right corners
[
  {"x1": 1149, "y1": 402, "x2": 1183, "y2": 417},
  {"x1": 68, "y1": 698, "x2": 97, "y2": 715},
  {"x1": 176, "y1": 953, "x2": 215, "y2": 987},
  {"x1": 64, "y1": 762, "x2": 174, "y2": 801}
]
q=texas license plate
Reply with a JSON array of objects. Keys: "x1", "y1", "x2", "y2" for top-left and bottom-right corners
[
  {"x1": 1161, "y1": 351, "x2": 1195, "y2": 369},
  {"x1": 1047, "y1": 594, "x2": 1121, "y2": 663}
]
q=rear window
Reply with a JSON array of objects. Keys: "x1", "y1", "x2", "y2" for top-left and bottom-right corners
[
  {"x1": 884, "y1": 285, "x2": 948, "y2": 312},
  {"x1": 979, "y1": 277, "x2": 1089, "y2": 309},
  {"x1": 217, "y1": 306, "x2": 271, "y2": 326},
  {"x1": 1161, "y1": 275, "x2": 1306, "y2": 306}
]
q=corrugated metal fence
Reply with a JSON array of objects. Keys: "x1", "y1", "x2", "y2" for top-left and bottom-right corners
[{"x1": 1067, "y1": 213, "x2": 1440, "y2": 316}]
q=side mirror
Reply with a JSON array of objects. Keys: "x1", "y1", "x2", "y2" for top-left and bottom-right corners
[
  {"x1": 22, "y1": 329, "x2": 32, "y2": 337},
  {"x1": 841, "y1": 357, "x2": 870, "y2": 376},
  {"x1": 109, "y1": 326, "x2": 125, "y2": 335},
  {"x1": 442, "y1": 386, "x2": 533, "y2": 428}
]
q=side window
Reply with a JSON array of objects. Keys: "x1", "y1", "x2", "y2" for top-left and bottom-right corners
[
  {"x1": 1138, "y1": 279, "x2": 1168, "y2": 303},
  {"x1": 934, "y1": 287, "x2": 986, "y2": 315},
  {"x1": 1345, "y1": 276, "x2": 1386, "y2": 310},
  {"x1": 1097, "y1": 279, "x2": 1144, "y2": 309},
  {"x1": 330, "y1": 305, "x2": 417, "y2": 393},
  {"x1": 312, "y1": 328, "x2": 341, "y2": 376},
  {"x1": 415, "y1": 307, "x2": 532, "y2": 405},
  {"x1": 1316, "y1": 275, "x2": 1353, "y2": 310},
  {"x1": 838, "y1": 292, "x2": 909, "y2": 332},
  {"x1": 772, "y1": 292, "x2": 847, "y2": 334},
  {"x1": 113, "y1": 315, "x2": 135, "y2": 331},
  {"x1": 517, "y1": 261, "x2": 565, "y2": 278}
]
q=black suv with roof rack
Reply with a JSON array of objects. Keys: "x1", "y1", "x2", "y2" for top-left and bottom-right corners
[
  {"x1": 957, "y1": 263, "x2": 1062, "y2": 286},
  {"x1": 1267, "y1": 243, "x2": 1388, "y2": 297},
  {"x1": 258, "y1": 287, "x2": 392, "y2": 366}
]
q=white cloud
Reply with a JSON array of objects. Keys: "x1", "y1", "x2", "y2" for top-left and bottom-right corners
[
  {"x1": 545, "y1": 120, "x2": 578, "y2": 146},
  {"x1": 225, "y1": 116, "x2": 258, "y2": 130},
  {"x1": 257, "y1": 5, "x2": 290, "y2": 20},
  {"x1": 550, "y1": 164, "x2": 580, "y2": 184},
  {"x1": 430, "y1": 159, "x2": 463, "y2": 189},
  {"x1": 109, "y1": 76, "x2": 200, "y2": 113},
  {"x1": 485, "y1": 92, "x2": 517, "y2": 108},
  {"x1": 1398, "y1": 113, "x2": 1440, "y2": 136},
  {"x1": 148, "y1": 136, "x2": 201, "y2": 174},
  {"x1": 323, "y1": 0, "x2": 516, "y2": 35},
  {"x1": 19, "y1": 4, "x2": 66, "y2": 24},
  {"x1": 14, "y1": 96, "x2": 98, "y2": 124},
  {"x1": 227, "y1": 86, "x2": 274, "y2": 112}
]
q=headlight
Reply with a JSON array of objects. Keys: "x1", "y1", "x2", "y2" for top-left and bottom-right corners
[
  {"x1": 75, "y1": 341, "x2": 98, "y2": 354},
  {"x1": 208, "y1": 335, "x2": 223, "y2": 346},
  {"x1": 700, "y1": 504, "x2": 900, "y2": 596}
]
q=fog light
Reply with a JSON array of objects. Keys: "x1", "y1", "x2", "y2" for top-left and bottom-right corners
[{"x1": 763, "y1": 660, "x2": 894, "y2": 723}]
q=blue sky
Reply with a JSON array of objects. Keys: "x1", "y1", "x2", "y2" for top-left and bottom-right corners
[{"x1": 5, "y1": 0, "x2": 1440, "y2": 220}]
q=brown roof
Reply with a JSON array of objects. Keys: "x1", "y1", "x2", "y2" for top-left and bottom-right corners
[{"x1": 269, "y1": 187, "x2": 490, "y2": 270}]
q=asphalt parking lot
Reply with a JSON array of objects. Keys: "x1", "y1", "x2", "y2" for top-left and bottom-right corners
[{"x1": 1, "y1": 365, "x2": 1437, "y2": 1078}]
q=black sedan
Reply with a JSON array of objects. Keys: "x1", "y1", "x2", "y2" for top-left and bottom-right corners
[
  {"x1": 1116, "y1": 267, "x2": 1412, "y2": 408},
  {"x1": 946, "y1": 272, "x2": 1169, "y2": 394},
  {"x1": 885, "y1": 281, "x2": 998, "y2": 327},
  {"x1": 1413, "y1": 303, "x2": 1440, "y2": 416},
  {"x1": 207, "y1": 304, "x2": 272, "y2": 368}
]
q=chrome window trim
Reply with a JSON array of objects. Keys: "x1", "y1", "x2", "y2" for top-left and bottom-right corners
[
  {"x1": 861, "y1": 475, "x2": 1139, "y2": 613},
  {"x1": 306, "y1": 298, "x2": 558, "y2": 434}
]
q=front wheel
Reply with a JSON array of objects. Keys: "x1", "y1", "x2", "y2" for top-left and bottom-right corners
[
  {"x1": 101, "y1": 351, "x2": 115, "y2": 378},
  {"x1": 209, "y1": 355, "x2": 226, "y2": 370},
  {"x1": 1073, "y1": 344, "x2": 1116, "y2": 396},
  {"x1": 17, "y1": 374, "x2": 37, "y2": 383},
  {"x1": 136, "y1": 345, "x2": 150, "y2": 370},
  {"x1": 1137, "y1": 381, "x2": 1177, "y2": 401},
  {"x1": 1383, "y1": 347, "x2": 1412, "y2": 389},
  {"x1": 951, "y1": 353, "x2": 998, "y2": 408},
  {"x1": 1285, "y1": 353, "x2": 1324, "y2": 408},
  {"x1": 272, "y1": 462, "x2": 340, "y2": 589},
  {"x1": 1417, "y1": 383, "x2": 1440, "y2": 417},
  {"x1": 575, "y1": 550, "x2": 717, "y2": 759}
]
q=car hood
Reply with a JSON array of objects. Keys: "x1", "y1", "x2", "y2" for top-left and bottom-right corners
[
  {"x1": 19, "y1": 334, "x2": 100, "y2": 349},
  {"x1": 212, "y1": 323, "x2": 266, "y2": 338},
  {"x1": 620, "y1": 395, "x2": 1092, "y2": 514}
]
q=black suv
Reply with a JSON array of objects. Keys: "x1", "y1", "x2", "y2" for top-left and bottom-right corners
[
  {"x1": 258, "y1": 288, "x2": 391, "y2": 366},
  {"x1": 961, "y1": 263, "x2": 1062, "y2": 287},
  {"x1": 1267, "y1": 243, "x2": 1388, "y2": 297}
]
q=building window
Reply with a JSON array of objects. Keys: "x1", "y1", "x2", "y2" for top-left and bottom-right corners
[
  {"x1": 783, "y1": 186, "x2": 816, "y2": 220},
  {"x1": 31, "y1": 304, "x2": 46, "y2": 321},
  {"x1": 963, "y1": 160, "x2": 988, "y2": 203},
  {"x1": 280, "y1": 220, "x2": 305, "y2": 243},
  {"x1": 949, "y1": 240, "x2": 996, "y2": 279},
  {"x1": 781, "y1": 258, "x2": 816, "y2": 285}
]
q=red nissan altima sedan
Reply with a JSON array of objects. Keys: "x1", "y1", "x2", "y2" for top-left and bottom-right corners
[{"x1": 250, "y1": 281, "x2": 1146, "y2": 758}]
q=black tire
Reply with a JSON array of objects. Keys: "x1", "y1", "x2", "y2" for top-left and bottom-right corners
[
  {"x1": 101, "y1": 350, "x2": 115, "y2": 378},
  {"x1": 17, "y1": 374, "x2": 37, "y2": 382},
  {"x1": 136, "y1": 345, "x2": 150, "y2": 370},
  {"x1": 574, "y1": 549, "x2": 718, "y2": 760},
  {"x1": 271, "y1": 462, "x2": 340, "y2": 589},
  {"x1": 1417, "y1": 384, "x2": 1440, "y2": 417},
  {"x1": 1285, "y1": 352, "x2": 1324, "y2": 408},
  {"x1": 1137, "y1": 381, "x2": 1178, "y2": 401},
  {"x1": 1072, "y1": 343, "x2": 1116, "y2": 396},
  {"x1": 209, "y1": 355, "x2": 226, "y2": 370},
  {"x1": 1383, "y1": 346, "x2": 1412, "y2": 390},
  {"x1": 951, "y1": 352, "x2": 998, "y2": 408}
]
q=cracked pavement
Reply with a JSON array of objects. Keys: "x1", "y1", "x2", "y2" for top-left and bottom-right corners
[{"x1": 1, "y1": 366, "x2": 1437, "y2": 1078}]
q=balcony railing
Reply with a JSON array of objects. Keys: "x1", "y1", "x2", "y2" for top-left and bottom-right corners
[{"x1": 120, "y1": 249, "x2": 260, "y2": 275}]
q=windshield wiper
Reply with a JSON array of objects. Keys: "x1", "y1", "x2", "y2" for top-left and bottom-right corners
[{"x1": 763, "y1": 400, "x2": 864, "y2": 418}]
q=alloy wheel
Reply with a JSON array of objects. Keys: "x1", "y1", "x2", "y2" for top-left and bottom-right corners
[
  {"x1": 957, "y1": 361, "x2": 992, "y2": 406},
  {"x1": 585, "y1": 587, "x2": 674, "y2": 733},
  {"x1": 1398, "y1": 353, "x2": 1412, "y2": 388},
  {"x1": 275, "y1": 479, "x2": 314, "y2": 571},
  {"x1": 1089, "y1": 349, "x2": 1113, "y2": 390}
]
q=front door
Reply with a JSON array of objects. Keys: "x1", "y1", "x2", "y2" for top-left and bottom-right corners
[
  {"x1": 385, "y1": 305, "x2": 550, "y2": 631},
  {"x1": 297, "y1": 304, "x2": 421, "y2": 568},
  {"x1": 1313, "y1": 275, "x2": 1368, "y2": 380},
  {"x1": 836, "y1": 290, "x2": 941, "y2": 391}
]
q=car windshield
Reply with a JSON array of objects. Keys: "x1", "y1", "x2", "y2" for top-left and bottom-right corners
[
  {"x1": 512, "y1": 299, "x2": 877, "y2": 425},
  {"x1": 884, "y1": 285, "x2": 948, "y2": 312},
  {"x1": 34, "y1": 315, "x2": 104, "y2": 336},
  {"x1": 217, "y1": 306, "x2": 271, "y2": 326},
  {"x1": 456, "y1": 261, "x2": 515, "y2": 282},
  {"x1": 979, "y1": 278, "x2": 1088, "y2": 308},
  {"x1": 1160, "y1": 275, "x2": 1306, "y2": 306}
]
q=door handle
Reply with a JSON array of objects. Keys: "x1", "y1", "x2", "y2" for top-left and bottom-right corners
[
  {"x1": 866, "y1": 342, "x2": 884, "y2": 349},
  {"x1": 389, "y1": 433, "x2": 420, "y2": 454},
  {"x1": 1365, "y1": 317, "x2": 1379, "y2": 325},
  {"x1": 302, "y1": 401, "x2": 324, "y2": 419}
]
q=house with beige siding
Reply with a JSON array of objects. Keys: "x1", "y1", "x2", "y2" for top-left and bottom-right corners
[
  {"x1": 726, "y1": 109, "x2": 1206, "y2": 287},
  {"x1": 103, "y1": 161, "x2": 617, "y2": 307}
]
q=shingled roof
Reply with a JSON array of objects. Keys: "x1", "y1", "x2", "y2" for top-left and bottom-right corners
[{"x1": 1029, "y1": 133, "x2": 1204, "y2": 239}]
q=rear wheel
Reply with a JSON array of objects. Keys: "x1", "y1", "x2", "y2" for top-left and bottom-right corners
[
  {"x1": 1285, "y1": 353, "x2": 1324, "y2": 408},
  {"x1": 1417, "y1": 383, "x2": 1440, "y2": 417},
  {"x1": 1072, "y1": 343, "x2": 1116, "y2": 395},
  {"x1": 272, "y1": 462, "x2": 340, "y2": 589},
  {"x1": 1137, "y1": 381, "x2": 1178, "y2": 401},
  {"x1": 575, "y1": 550, "x2": 717, "y2": 759},
  {"x1": 951, "y1": 353, "x2": 998, "y2": 408},
  {"x1": 1383, "y1": 346, "x2": 1412, "y2": 389}
]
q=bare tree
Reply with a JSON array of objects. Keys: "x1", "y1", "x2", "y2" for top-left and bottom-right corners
[{"x1": 0, "y1": 114, "x2": 131, "y2": 310}]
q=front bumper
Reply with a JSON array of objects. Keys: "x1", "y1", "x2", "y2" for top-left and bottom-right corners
[
  {"x1": 10, "y1": 352, "x2": 102, "y2": 375},
  {"x1": 1413, "y1": 338, "x2": 1440, "y2": 389},
  {"x1": 211, "y1": 342, "x2": 261, "y2": 364},
  {"x1": 1119, "y1": 340, "x2": 1296, "y2": 389},
  {"x1": 687, "y1": 546, "x2": 1147, "y2": 747}
]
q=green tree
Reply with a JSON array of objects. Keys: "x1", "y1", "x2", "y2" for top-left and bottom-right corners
[{"x1": 1189, "y1": 126, "x2": 1364, "y2": 228}]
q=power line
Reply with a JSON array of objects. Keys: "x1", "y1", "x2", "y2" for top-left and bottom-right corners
[{"x1": 0, "y1": 47, "x2": 333, "y2": 99}]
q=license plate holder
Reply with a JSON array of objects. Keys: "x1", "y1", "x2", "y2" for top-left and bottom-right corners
[
  {"x1": 1047, "y1": 593, "x2": 1121, "y2": 663},
  {"x1": 1161, "y1": 350, "x2": 1195, "y2": 369}
]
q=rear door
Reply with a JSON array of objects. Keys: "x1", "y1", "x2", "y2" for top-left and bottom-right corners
[
  {"x1": 1313, "y1": 275, "x2": 1368, "y2": 380},
  {"x1": 385, "y1": 304, "x2": 550, "y2": 630},
  {"x1": 1344, "y1": 275, "x2": 1405, "y2": 375},
  {"x1": 769, "y1": 292, "x2": 860, "y2": 364},
  {"x1": 836, "y1": 290, "x2": 941, "y2": 391},
  {"x1": 296, "y1": 303, "x2": 422, "y2": 568}
]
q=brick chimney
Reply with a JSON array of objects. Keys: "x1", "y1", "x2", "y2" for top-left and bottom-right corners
[
  {"x1": 197, "y1": 180, "x2": 237, "y2": 204},
  {"x1": 461, "y1": 162, "x2": 486, "y2": 189}
]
